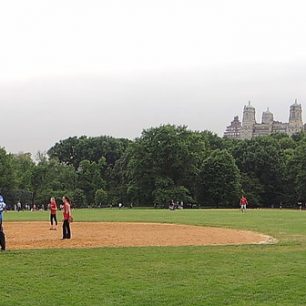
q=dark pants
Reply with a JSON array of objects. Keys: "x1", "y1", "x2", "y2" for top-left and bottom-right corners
[
  {"x1": 0, "y1": 225, "x2": 5, "y2": 251},
  {"x1": 62, "y1": 220, "x2": 71, "y2": 239},
  {"x1": 50, "y1": 214, "x2": 57, "y2": 225}
]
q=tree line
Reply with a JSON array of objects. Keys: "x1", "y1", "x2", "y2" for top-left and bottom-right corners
[{"x1": 1, "y1": 125, "x2": 306, "y2": 208}]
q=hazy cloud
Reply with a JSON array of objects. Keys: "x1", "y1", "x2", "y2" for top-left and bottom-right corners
[{"x1": 0, "y1": 0, "x2": 306, "y2": 155}]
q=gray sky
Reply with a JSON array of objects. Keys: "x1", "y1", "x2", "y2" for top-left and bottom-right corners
[{"x1": 1, "y1": 0, "x2": 306, "y2": 155}]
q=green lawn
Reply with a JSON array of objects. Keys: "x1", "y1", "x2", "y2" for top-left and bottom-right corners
[{"x1": 1, "y1": 208, "x2": 306, "y2": 305}]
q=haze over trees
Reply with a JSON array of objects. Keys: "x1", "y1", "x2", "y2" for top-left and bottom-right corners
[{"x1": 1, "y1": 126, "x2": 306, "y2": 208}]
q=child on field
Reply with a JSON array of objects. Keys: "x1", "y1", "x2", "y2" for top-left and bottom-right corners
[
  {"x1": 49, "y1": 197, "x2": 58, "y2": 230},
  {"x1": 240, "y1": 195, "x2": 248, "y2": 213}
]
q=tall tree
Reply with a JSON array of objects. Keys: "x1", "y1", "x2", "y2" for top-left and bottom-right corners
[
  {"x1": 0, "y1": 148, "x2": 17, "y2": 204},
  {"x1": 196, "y1": 149, "x2": 241, "y2": 207},
  {"x1": 48, "y1": 136, "x2": 131, "y2": 169},
  {"x1": 76, "y1": 159, "x2": 106, "y2": 205},
  {"x1": 287, "y1": 140, "x2": 306, "y2": 203},
  {"x1": 230, "y1": 136, "x2": 286, "y2": 207},
  {"x1": 126, "y1": 125, "x2": 211, "y2": 205},
  {"x1": 31, "y1": 158, "x2": 77, "y2": 205},
  {"x1": 12, "y1": 153, "x2": 35, "y2": 190}
]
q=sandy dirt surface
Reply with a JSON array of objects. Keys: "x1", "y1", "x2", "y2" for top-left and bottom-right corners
[{"x1": 3, "y1": 222, "x2": 274, "y2": 250}]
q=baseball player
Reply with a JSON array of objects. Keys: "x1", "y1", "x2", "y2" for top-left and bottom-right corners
[
  {"x1": 0, "y1": 195, "x2": 7, "y2": 251},
  {"x1": 240, "y1": 195, "x2": 248, "y2": 213}
]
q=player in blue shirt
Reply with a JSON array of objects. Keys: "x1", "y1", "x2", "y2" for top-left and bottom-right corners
[
  {"x1": 0, "y1": 195, "x2": 6, "y2": 227},
  {"x1": 0, "y1": 195, "x2": 7, "y2": 251}
]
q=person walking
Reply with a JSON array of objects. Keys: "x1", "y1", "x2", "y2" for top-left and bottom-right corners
[
  {"x1": 240, "y1": 195, "x2": 248, "y2": 213},
  {"x1": 62, "y1": 196, "x2": 72, "y2": 239},
  {"x1": 49, "y1": 197, "x2": 58, "y2": 230}
]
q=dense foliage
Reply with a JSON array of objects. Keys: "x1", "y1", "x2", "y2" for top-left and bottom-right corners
[{"x1": 1, "y1": 126, "x2": 306, "y2": 208}]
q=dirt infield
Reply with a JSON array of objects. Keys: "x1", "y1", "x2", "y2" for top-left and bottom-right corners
[{"x1": 3, "y1": 222, "x2": 274, "y2": 250}]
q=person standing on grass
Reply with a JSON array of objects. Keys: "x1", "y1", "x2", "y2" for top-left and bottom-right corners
[
  {"x1": 49, "y1": 197, "x2": 58, "y2": 230},
  {"x1": 240, "y1": 195, "x2": 248, "y2": 213},
  {"x1": 17, "y1": 200, "x2": 22, "y2": 212},
  {"x1": 0, "y1": 195, "x2": 7, "y2": 251},
  {"x1": 62, "y1": 196, "x2": 72, "y2": 239}
]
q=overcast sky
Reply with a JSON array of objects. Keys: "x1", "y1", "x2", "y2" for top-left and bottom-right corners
[{"x1": 1, "y1": 0, "x2": 306, "y2": 155}]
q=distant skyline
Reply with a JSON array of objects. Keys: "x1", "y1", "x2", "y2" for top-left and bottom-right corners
[{"x1": 1, "y1": 0, "x2": 306, "y2": 155}]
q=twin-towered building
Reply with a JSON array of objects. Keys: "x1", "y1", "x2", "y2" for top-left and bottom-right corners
[{"x1": 224, "y1": 100, "x2": 305, "y2": 140}]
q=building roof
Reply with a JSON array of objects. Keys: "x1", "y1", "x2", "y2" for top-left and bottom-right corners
[{"x1": 244, "y1": 101, "x2": 255, "y2": 109}]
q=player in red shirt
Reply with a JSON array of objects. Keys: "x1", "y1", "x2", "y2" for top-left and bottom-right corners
[
  {"x1": 49, "y1": 197, "x2": 58, "y2": 230},
  {"x1": 62, "y1": 196, "x2": 72, "y2": 239},
  {"x1": 240, "y1": 195, "x2": 248, "y2": 213}
]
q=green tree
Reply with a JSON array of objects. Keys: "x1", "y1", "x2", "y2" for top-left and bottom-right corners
[
  {"x1": 77, "y1": 160, "x2": 106, "y2": 206},
  {"x1": 0, "y1": 148, "x2": 17, "y2": 205},
  {"x1": 48, "y1": 136, "x2": 131, "y2": 169},
  {"x1": 153, "y1": 178, "x2": 193, "y2": 207},
  {"x1": 196, "y1": 149, "x2": 241, "y2": 207},
  {"x1": 286, "y1": 140, "x2": 306, "y2": 204},
  {"x1": 126, "y1": 125, "x2": 210, "y2": 205},
  {"x1": 95, "y1": 189, "x2": 108, "y2": 206},
  {"x1": 71, "y1": 188, "x2": 87, "y2": 208},
  {"x1": 31, "y1": 158, "x2": 77, "y2": 205},
  {"x1": 231, "y1": 136, "x2": 286, "y2": 207},
  {"x1": 12, "y1": 153, "x2": 35, "y2": 190}
]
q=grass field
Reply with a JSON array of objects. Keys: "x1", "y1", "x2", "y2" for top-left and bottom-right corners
[{"x1": 1, "y1": 208, "x2": 306, "y2": 306}]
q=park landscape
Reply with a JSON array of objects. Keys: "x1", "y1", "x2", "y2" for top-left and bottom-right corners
[
  {"x1": 1, "y1": 208, "x2": 306, "y2": 306},
  {"x1": 1, "y1": 126, "x2": 306, "y2": 305},
  {"x1": 2, "y1": 1, "x2": 306, "y2": 305}
]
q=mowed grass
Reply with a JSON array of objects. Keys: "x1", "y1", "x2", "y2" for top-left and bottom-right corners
[{"x1": 1, "y1": 208, "x2": 306, "y2": 305}]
